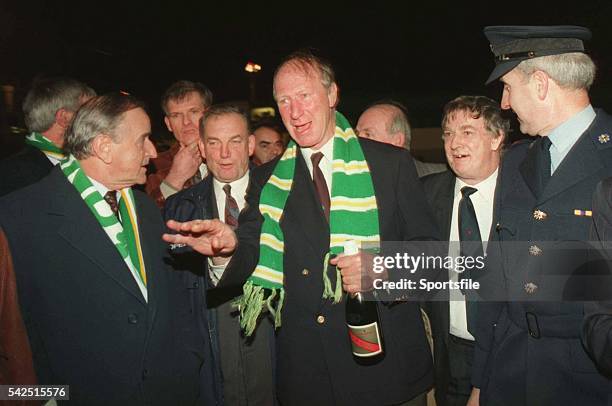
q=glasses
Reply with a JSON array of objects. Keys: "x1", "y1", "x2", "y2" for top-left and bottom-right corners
[{"x1": 167, "y1": 108, "x2": 205, "y2": 123}]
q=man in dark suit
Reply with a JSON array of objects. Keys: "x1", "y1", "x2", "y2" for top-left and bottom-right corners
[
  {"x1": 0, "y1": 77, "x2": 95, "y2": 197},
  {"x1": 164, "y1": 50, "x2": 439, "y2": 405},
  {"x1": 472, "y1": 26, "x2": 612, "y2": 405},
  {"x1": 164, "y1": 104, "x2": 275, "y2": 406},
  {"x1": 0, "y1": 94, "x2": 207, "y2": 405},
  {"x1": 421, "y1": 95, "x2": 507, "y2": 406}
]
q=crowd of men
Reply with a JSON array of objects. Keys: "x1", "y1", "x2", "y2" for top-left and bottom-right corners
[{"x1": 1, "y1": 24, "x2": 612, "y2": 406}]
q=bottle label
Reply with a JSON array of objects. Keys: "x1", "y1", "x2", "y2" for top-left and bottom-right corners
[{"x1": 347, "y1": 322, "x2": 383, "y2": 357}]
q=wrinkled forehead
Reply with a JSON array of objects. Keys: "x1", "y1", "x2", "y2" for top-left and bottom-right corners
[{"x1": 273, "y1": 61, "x2": 322, "y2": 94}]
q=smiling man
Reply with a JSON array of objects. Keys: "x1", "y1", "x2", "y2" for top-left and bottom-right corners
[
  {"x1": 164, "y1": 50, "x2": 439, "y2": 406},
  {"x1": 471, "y1": 25, "x2": 612, "y2": 406},
  {"x1": 421, "y1": 95, "x2": 507, "y2": 406},
  {"x1": 0, "y1": 94, "x2": 207, "y2": 405}
]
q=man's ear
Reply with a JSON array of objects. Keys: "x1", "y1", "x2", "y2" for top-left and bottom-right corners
[
  {"x1": 248, "y1": 134, "x2": 255, "y2": 156},
  {"x1": 198, "y1": 138, "x2": 206, "y2": 160},
  {"x1": 491, "y1": 132, "x2": 504, "y2": 151},
  {"x1": 532, "y1": 70, "x2": 549, "y2": 101},
  {"x1": 164, "y1": 116, "x2": 173, "y2": 133},
  {"x1": 55, "y1": 108, "x2": 73, "y2": 129},
  {"x1": 91, "y1": 134, "x2": 114, "y2": 164},
  {"x1": 327, "y1": 83, "x2": 339, "y2": 109}
]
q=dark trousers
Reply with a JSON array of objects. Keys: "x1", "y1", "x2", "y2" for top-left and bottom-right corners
[{"x1": 445, "y1": 334, "x2": 475, "y2": 406}]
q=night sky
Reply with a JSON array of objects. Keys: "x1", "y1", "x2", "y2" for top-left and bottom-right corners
[{"x1": 1, "y1": 0, "x2": 611, "y2": 134}]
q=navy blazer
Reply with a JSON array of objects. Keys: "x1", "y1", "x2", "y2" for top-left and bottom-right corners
[
  {"x1": 220, "y1": 138, "x2": 439, "y2": 406},
  {"x1": 0, "y1": 167, "x2": 206, "y2": 405}
]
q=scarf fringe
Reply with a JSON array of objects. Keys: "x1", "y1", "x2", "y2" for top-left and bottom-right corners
[
  {"x1": 235, "y1": 281, "x2": 285, "y2": 336},
  {"x1": 322, "y1": 252, "x2": 343, "y2": 304}
]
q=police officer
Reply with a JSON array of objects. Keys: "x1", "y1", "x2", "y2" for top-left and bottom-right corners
[{"x1": 471, "y1": 26, "x2": 612, "y2": 406}]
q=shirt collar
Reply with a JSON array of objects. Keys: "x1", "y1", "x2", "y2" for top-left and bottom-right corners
[
  {"x1": 547, "y1": 105, "x2": 596, "y2": 152},
  {"x1": 213, "y1": 171, "x2": 250, "y2": 197},
  {"x1": 454, "y1": 168, "x2": 498, "y2": 203},
  {"x1": 300, "y1": 134, "x2": 335, "y2": 164}
]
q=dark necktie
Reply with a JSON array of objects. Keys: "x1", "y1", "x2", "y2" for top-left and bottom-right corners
[
  {"x1": 223, "y1": 184, "x2": 240, "y2": 229},
  {"x1": 311, "y1": 152, "x2": 330, "y2": 222},
  {"x1": 538, "y1": 136, "x2": 553, "y2": 192},
  {"x1": 458, "y1": 186, "x2": 482, "y2": 331},
  {"x1": 104, "y1": 191, "x2": 121, "y2": 221}
]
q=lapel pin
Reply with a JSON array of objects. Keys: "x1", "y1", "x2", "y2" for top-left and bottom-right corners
[{"x1": 598, "y1": 134, "x2": 610, "y2": 144}]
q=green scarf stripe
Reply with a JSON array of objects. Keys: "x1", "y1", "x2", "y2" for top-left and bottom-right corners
[
  {"x1": 59, "y1": 155, "x2": 147, "y2": 299},
  {"x1": 236, "y1": 111, "x2": 380, "y2": 336},
  {"x1": 25, "y1": 132, "x2": 65, "y2": 157}
]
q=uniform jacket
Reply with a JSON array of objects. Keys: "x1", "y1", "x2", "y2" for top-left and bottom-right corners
[
  {"x1": 220, "y1": 138, "x2": 439, "y2": 406},
  {"x1": 473, "y1": 110, "x2": 612, "y2": 406},
  {"x1": 0, "y1": 167, "x2": 207, "y2": 406}
]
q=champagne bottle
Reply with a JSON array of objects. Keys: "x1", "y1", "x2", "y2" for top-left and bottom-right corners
[{"x1": 344, "y1": 241, "x2": 385, "y2": 365}]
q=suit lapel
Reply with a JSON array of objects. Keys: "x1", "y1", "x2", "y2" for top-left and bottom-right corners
[
  {"x1": 134, "y1": 194, "x2": 160, "y2": 314},
  {"x1": 539, "y1": 127, "x2": 604, "y2": 204},
  {"x1": 282, "y1": 151, "x2": 329, "y2": 257},
  {"x1": 519, "y1": 140, "x2": 541, "y2": 199},
  {"x1": 50, "y1": 171, "x2": 147, "y2": 305}
]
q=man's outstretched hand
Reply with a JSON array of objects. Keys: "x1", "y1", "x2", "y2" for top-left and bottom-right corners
[{"x1": 163, "y1": 219, "x2": 237, "y2": 257}]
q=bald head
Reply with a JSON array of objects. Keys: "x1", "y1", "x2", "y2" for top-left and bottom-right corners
[{"x1": 356, "y1": 103, "x2": 410, "y2": 149}]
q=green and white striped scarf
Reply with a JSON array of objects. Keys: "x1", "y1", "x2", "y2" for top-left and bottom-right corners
[
  {"x1": 60, "y1": 155, "x2": 148, "y2": 300},
  {"x1": 236, "y1": 111, "x2": 380, "y2": 335},
  {"x1": 25, "y1": 132, "x2": 65, "y2": 160}
]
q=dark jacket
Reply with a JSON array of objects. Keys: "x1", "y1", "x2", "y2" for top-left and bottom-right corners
[
  {"x1": 0, "y1": 167, "x2": 207, "y2": 406},
  {"x1": 473, "y1": 110, "x2": 612, "y2": 406},
  {"x1": 0, "y1": 144, "x2": 53, "y2": 197},
  {"x1": 220, "y1": 138, "x2": 439, "y2": 406}
]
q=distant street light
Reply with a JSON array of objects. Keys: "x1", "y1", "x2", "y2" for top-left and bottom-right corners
[{"x1": 245, "y1": 60, "x2": 262, "y2": 106}]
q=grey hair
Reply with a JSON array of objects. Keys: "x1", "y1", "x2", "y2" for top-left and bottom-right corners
[
  {"x1": 161, "y1": 80, "x2": 213, "y2": 115},
  {"x1": 199, "y1": 103, "x2": 250, "y2": 140},
  {"x1": 516, "y1": 52, "x2": 596, "y2": 90},
  {"x1": 22, "y1": 77, "x2": 96, "y2": 133},
  {"x1": 64, "y1": 93, "x2": 146, "y2": 159},
  {"x1": 442, "y1": 95, "x2": 509, "y2": 143},
  {"x1": 273, "y1": 49, "x2": 336, "y2": 98}
]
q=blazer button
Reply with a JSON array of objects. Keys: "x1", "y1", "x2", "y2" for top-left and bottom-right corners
[
  {"x1": 529, "y1": 245, "x2": 543, "y2": 256},
  {"x1": 128, "y1": 314, "x2": 139, "y2": 324},
  {"x1": 302, "y1": 269, "x2": 310, "y2": 276},
  {"x1": 316, "y1": 315, "x2": 325, "y2": 324}
]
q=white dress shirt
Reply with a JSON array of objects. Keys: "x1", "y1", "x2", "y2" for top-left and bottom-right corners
[
  {"x1": 88, "y1": 176, "x2": 148, "y2": 301},
  {"x1": 300, "y1": 135, "x2": 335, "y2": 197},
  {"x1": 448, "y1": 169, "x2": 498, "y2": 340},
  {"x1": 208, "y1": 172, "x2": 250, "y2": 285}
]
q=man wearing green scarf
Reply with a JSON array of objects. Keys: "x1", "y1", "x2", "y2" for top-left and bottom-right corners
[
  {"x1": 0, "y1": 77, "x2": 96, "y2": 197},
  {"x1": 165, "y1": 50, "x2": 439, "y2": 405},
  {"x1": 0, "y1": 94, "x2": 209, "y2": 405}
]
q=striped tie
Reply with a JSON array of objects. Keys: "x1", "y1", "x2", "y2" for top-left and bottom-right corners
[{"x1": 223, "y1": 184, "x2": 239, "y2": 229}]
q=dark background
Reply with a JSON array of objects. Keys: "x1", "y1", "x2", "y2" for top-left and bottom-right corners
[{"x1": 1, "y1": 0, "x2": 611, "y2": 152}]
